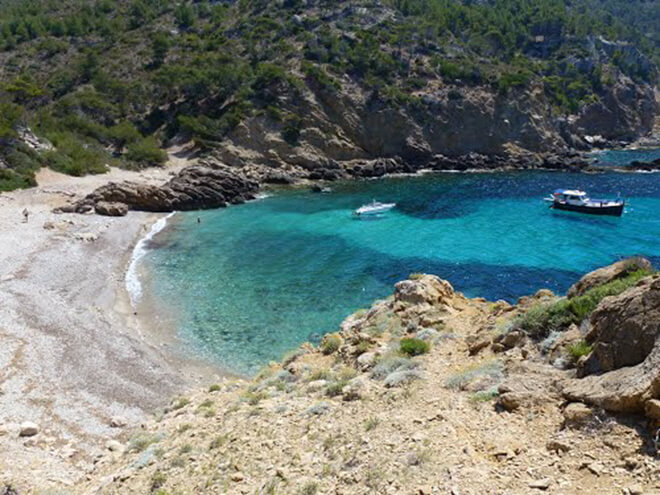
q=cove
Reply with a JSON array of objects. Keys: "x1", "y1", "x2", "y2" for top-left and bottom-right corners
[{"x1": 140, "y1": 168, "x2": 660, "y2": 375}]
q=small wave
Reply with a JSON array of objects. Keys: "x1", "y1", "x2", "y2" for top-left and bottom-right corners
[
  {"x1": 126, "y1": 212, "x2": 175, "y2": 307},
  {"x1": 253, "y1": 193, "x2": 272, "y2": 200}
]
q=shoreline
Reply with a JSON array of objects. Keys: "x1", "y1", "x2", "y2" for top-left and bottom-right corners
[
  {"x1": 0, "y1": 162, "x2": 228, "y2": 492},
  {"x1": 0, "y1": 146, "x2": 658, "y2": 491}
]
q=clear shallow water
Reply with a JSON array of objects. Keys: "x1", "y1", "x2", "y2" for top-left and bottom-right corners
[{"x1": 142, "y1": 168, "x2": 660, "y2": 375}]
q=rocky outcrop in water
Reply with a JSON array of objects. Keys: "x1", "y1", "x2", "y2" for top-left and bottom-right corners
[{"x1": 58, "y1": 164, "x2": 259, "y2": 216}]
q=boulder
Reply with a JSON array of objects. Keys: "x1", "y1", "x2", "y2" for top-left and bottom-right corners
[
  {"x1": 562, "y1": 276, "x2": 660, "y2": 413},
  {"x1": 394, "y1": 275, "x2": 454, "y2": 306},
  {"x1": 578, "y1": 275, "x2": 659, "y2": 375},
  {"x1": 567, "y1": 257, "x2": 652, "y2": 298},
  {"x1": 466, "y1": 333, "x2": 491, "y2": 355},
  {"x1": 496, "y1": 362, "x2": 563, "y2": 411},
  {"x1": 356, "y1": 351, "x2": 377, "y2": 370},
  {"x1": 563, "y1": 343, "x2": 660, "y2": 413},
  {"x1": 109, "y1": 416, "x2": 128, "y2": 428},
  {"x1": 59, "y1": 163, "x2": 259, "y2": 215},
  {"x1": 644, "y1": 399, "x2": 660, "y2": 420},
  {"x1": 95, "y1": 201, "x2": 128, "y2": 217},
  {"x1": 562, "y1": 402, "x2": 594, "y2": 428},
  {"x1": 19, "y1": 421, "x2": 39, "y2": 437}
]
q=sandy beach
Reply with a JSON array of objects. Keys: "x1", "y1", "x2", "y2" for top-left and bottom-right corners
[{"x1": 0, "y1": 157, "x2": 224, "y2": 491}]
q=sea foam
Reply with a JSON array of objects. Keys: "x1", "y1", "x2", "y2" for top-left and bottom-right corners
[{"x1": 126, "y1": 212, "x2": 175, "y2": 306}]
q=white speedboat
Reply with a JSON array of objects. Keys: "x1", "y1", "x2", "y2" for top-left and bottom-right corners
[{"x1": 354, "y1": 200, "x2": 396, "y2": 216}]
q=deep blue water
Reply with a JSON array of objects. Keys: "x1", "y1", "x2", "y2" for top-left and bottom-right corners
[{"x1": 141, "y1": 166, "x2": 660, "y2": 375}]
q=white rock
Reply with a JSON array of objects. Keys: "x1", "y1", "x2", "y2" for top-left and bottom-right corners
[
  {"x1": 529, "y1": 478, "x2": 551, "y2": 490},
  {"x1": 19, "y1": 421, "x2": 39, "y2": 437},
  {"x1": 109, "y1": 416, "x2": 127, "y2": 428},
  {"x1": 307, "y1": 380, "x2": 327, "y2": 391},
  {"x1": 357, "y1": 352, "x2": 377, "y2": 370},
  {"x1": 106, "y1": 440, "x2": 124, "y2": 452}
]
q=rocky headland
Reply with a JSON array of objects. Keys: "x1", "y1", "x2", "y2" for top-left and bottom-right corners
[{"x1": 10, "y1": 257, "x2": 650, "y2": 495}]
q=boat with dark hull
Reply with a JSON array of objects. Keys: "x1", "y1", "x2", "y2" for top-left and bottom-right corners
[{"x1": 547, "y1": 189, "x2": 624, "y2": 217}]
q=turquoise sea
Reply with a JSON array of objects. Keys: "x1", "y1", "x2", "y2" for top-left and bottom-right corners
[{"x1": 139, "y1": 162, "x2": 660, "y2": 375}]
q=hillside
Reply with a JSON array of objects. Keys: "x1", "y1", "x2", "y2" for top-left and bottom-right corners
[
  {"x1": 29, "y1": 260, "x2": 656, "y2": 494},
  {"x1": 0, "y1": 0, "x2": 658, "y2": 191}
]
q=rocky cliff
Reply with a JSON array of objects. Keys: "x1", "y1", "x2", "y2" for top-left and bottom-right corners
[{"x1": 211, "y1": 72, "x2": 656, "y2": 182}]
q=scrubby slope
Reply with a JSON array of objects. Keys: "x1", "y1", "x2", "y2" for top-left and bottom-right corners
[
  {"x1": 0, "y1": 0, "x2": 657, "y2": 190},
  {"x1": 66, "y1": 265, "x2": 659, "y2": 495}
]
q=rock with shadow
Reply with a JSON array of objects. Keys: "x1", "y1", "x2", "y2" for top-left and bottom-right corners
[{"x1": 563, "y1": 274, "x2": 660, "y2": 416}]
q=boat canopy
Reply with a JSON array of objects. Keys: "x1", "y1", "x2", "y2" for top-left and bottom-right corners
[{"x1": 553, "y1": 189, "x2": 586, "y2": 196}]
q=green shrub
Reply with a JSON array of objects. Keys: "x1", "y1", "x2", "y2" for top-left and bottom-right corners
[
  {"x1": 518, "y1": 269, "x2": 653, "y2": 338},
  {"x1": 127, "y1": 433, "x2": 163, "y2": 453},
  {"x1": 171, "y1": 397, "x2": 190, "y2": 410},
  {"x1": 364, "y1": 416, "x2": 380, "y2": 431},
  {"x1": 320, "y1": 333, "x2": 342, "y2": 355},
  {"x1": 400, "y1": 337, "x2": 430, "y2": 357},
  {"x1": 325, "y1": 380, "x2": 347, "y2": 397},
  {"x1": 281, "y1": 113, "x2": 302, "y2": 145},
  {"x1": 125, "y1": 136, "x2": 167, "y2": 166},
  {"x1": 208, "y1": 384, "x2": 221, "y2": 392},
  {"x1": 298, "y1": 482, "x2": 318, "y2": 495},
  {"x1": 568, "y1": 340, "x2": 593, "y2": 361},
  {"x1": 45, "y1": 132, "x2": 109, "y2": 176},
  {"x1": 151, "y1": 471, "x2": 167, "y2": 492}
]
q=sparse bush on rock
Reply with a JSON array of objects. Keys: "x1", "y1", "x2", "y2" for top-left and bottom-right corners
[
  {"x1": 320, "y1": 333, "x2": 342, "y2": 355},
  {"x1": 400, "y1": 337, "x2": 430, "y2": 356}
]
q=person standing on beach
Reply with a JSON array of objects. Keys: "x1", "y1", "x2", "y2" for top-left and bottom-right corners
[{"x1": 22, "y1": 208, "x2": 29, "y2": 223}]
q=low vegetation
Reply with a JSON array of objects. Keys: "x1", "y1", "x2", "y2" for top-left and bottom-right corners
[
  {"x1": 320, "y1": 333, "x2": 342, "y2": 355},
  {"x1": 400, "y1": 337, "x2": 430, "y2": 357},
  {"x1": 568, "y1": 340, "x2": 593, "y2": 361},
  {"x1": 517, "y1": 269, "x2": 652, "y2": 338}
]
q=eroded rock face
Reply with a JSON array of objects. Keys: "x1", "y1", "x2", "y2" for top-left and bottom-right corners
[
  {"x1": 566, "y1": 257, "x2": 652, "y2": 298},
  {"x1": 59, "y1": 164, "x2": 259, "y2": 215},
  {"x1": 563, "y1": 275, "x2": 660, "y2": 413},
  {"x1": 563, "y1": 344, "x2": 660, "y2": 413},
  {"x1": 95, "y1": 201, "x2": 128, "y2": 217},
  {"x1": 579, "y1": 275, "x2": 660, "y2": 375}
]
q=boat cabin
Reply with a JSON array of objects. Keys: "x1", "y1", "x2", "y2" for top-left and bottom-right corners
[{"x1": 553, "y1": 189, "x2": 588, "y2": 205}]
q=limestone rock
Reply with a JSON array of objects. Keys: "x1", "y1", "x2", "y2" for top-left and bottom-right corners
[
  {"x1": 528, "y1": 478, "x2": 551, "y2": 490},
  {"x1": 563, "y1": 344, "x2": 660, "y2": 413},
  {"x1": 567, "y1": 257, "x2": 651, "y2": 298},
  {"x1": 644, "y1": 398, "x2": 660, "y2": 420},
  {"x1": 466, "y1": 333, "x2": 491, "y2": 355},
  {"x1": 563, "y1": 276, "x2": 660, "y2": 413},
  {"x1": 394, "y1": 275, "x2": 454, "y2": 306},
  {"x1": 497, "y1": 362, "x2": 562, "y2": 411},
  {"x1": 109, "y1": 416, "x2": 128, "y2": 428},
  {"x1": 562, "y1": 402, "x2": 593, "y2": 428},
  {"x1": 60, "y1": 163, "x2": 259, "y2": 215},
  {"x1": 95, "y1": 201, "x2": 128, "y2": 217},
  {"x1": 356, "y1": 352, "x2": 377, "y2": 370},
  {"x1": 578, "y1": 275, "x2": 659, "y2": 375},
  {"x1": 19, "y1": 421, "x2": 39, "y2": 437}
]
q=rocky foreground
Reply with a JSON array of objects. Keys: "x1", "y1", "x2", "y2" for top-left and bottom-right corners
[{"x1": 44, "y1": 258, "x2": 657, "y2": 495}]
